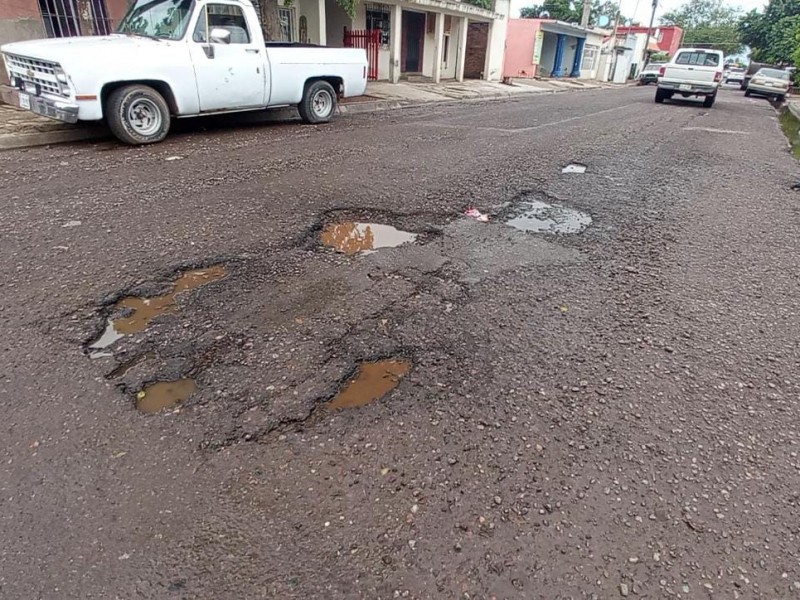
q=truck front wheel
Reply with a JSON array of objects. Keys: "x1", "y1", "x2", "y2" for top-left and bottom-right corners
[
  {"x1": 298, "y1": 80, "x2": 337, "y2": 124},
  {"x1": 106, "y1": 84, "x2": 171, "y2": 145}
]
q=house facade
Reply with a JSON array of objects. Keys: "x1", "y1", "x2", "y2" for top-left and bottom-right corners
[
  {"x1": 323, "y1": 0, "x2": 510, "y2": 83},
  {"x1": 0, "y1": 0, "x2": 129, "y2": 47},
  {"x1": 503, "y1": 18, "x2": 603, "y2": 80}
]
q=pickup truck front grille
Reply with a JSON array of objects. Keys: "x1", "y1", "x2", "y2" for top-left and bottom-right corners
[{"x1": 3, "y1": 53, "x2": 63, "y2": 97}]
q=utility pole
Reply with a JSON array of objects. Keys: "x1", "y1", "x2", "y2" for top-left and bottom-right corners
[
  {"x1": 608, "y1": 0, "x2": 623, "y2": 82},
  {"x1": 580, "y1": 0, "x2": 592, "y2": 27},
  {"x1": 641, "y1": 0, "x2": 658, "y2": 68}
]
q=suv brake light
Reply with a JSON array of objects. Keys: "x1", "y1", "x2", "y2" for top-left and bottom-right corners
[
  {"x1": 714, "y1": 71, "x2": 722, "y2": 82},
  {"x1": 658, "y1": 66, "x2": 666, "y2": 77}
]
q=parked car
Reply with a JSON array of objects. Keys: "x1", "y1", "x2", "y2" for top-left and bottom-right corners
[
  {"x1": 655, "y1": 48, "x2": 724, "y2": 108},
  {"x1": 740, "y1": 61, "x2": 771, "y2": 91},
  {"x1": 723, "y1": 67, "x2": 745, "y2": 85},
  {"x1": 0, "y1": 0, "x2": 368, "y2": 145},
  {"x1": 638, "y1": 62, "x2": 665, "y2": 85},
  {"x1": 745, "y1": 68, "x2": 791, "y2": 101}
]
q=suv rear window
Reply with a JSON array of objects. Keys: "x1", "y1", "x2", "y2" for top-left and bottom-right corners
[{"x1": 675, "y1": 51, "x2": 720, "y2": 67}]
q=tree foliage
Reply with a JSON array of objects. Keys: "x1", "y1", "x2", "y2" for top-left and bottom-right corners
[
  {"x1": 464, "y1": 0, "x2": 494, "y2": 10},
  {"x1": 661, "y1": 0, "x2": 743, "y2": 54},
  {"x1": 740, "y1": 0, "x2": 800, "y2": 64},
  {"x1": 519, "y1": 0, "x2": 622, "y2": 25}
]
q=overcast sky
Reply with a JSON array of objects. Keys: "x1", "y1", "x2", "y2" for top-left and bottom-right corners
[{"x1": 507, "y1": 0, "x2": 767, "y2": 26}]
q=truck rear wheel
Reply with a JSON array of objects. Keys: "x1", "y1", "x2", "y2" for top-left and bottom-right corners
[
  {"x1": 106, "y1": 84, "x2": 171, "y2": 145},
  {"x1": 655, "y1": 88, "x2": 668, "y2": 103},
  {"x1": 298, "y1": 80, "x2": 337, "y2": 124},
  {"x1": 702, "y1": 93, "x2": 716, "y2": 108},
  {"x1": 744, "y1": 89, "x2": 751, "y2": 97}
]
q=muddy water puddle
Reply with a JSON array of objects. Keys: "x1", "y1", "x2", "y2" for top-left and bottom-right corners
[
  {"x1": 88, "y1": 265, "x2": 227, "y2": 355},
  {"x1": 327, "y1": 359, "x2": 411, "y2": 410},
  {"x1": 504, "y1": 200, "x2": 592, "y2": 234},
  {"x1": 321, "y1": 222, "x2": 417, "y2": 255},
  {"x1": 136, "y1": 378, "x2": 196, "y2": 414}
]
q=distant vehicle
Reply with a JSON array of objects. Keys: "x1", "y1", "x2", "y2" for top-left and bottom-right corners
[
  {"x1": 655, "y1": 48, "x2": 724, "y2": 108},
  {"x1": 745, "y1": 68, "x2": 791, "y2": 101},
  {"x1": 0, "y1": 0, "x2": 369, "y2": 145},
  {"x1": 724, "y1": 67, "x2": 745, "y2": 85},
  {"x1": 638, "y1": 62, "x2": 666, "y2": 85}
]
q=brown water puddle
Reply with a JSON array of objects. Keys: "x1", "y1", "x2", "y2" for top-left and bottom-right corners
[
  {"x1": 88, "y1": 265, "x2": 227, "y2": 354},
  {"x1": 327, "y1": 359, "x2": 411, "y2": 410},
  {"x1": 136, "y1": 378, "x2": 196, "y2": 414},
  {"x1": 321, "y1": 222, "x2": 417, "y2": 255}
]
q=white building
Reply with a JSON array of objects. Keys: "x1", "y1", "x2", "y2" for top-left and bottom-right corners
[{"x1": 273, "y1": 0, "x2": 509, "y2": 82}]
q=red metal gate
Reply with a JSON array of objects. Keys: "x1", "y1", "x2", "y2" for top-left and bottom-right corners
[{"x1": 344, "y1": 28, "x2": 381, "y2": 80}]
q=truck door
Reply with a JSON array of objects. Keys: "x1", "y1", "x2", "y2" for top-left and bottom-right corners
[{"x1": 188, "y1": 2, "x2": 267, "y2": 111}]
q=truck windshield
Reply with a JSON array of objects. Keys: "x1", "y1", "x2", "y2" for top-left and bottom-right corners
[{"x1": 118, "y1": 0, "x2": 194, "y2": 40}]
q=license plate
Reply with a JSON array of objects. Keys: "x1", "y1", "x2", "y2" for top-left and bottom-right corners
[
  {"x1": 19, "y1": 93, "x2": 30, "y2": 110},
  {"x1": 679, "y1": 84, "x2": 692, "y2": 91}
]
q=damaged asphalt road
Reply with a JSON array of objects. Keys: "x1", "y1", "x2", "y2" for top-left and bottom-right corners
[{"x1": 1, "y1": 87, "x2": 800, "y2": 598}]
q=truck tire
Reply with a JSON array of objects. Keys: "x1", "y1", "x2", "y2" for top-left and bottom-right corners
[
  {"x1": 298, "y1": 80, "x2": 337, "y2": 124},
  {"x1": 655, "y1": 88, "x2": 667, "y2": 103},
  {"x1": 106, "y1": 84, "x2": 171, "y2": 145},
  {"x1": 744, "y1": 89, "x2": 751, "y2": 97},
  {"x1": 702, "y1": 93, "x2": 716, "y2": 108}
]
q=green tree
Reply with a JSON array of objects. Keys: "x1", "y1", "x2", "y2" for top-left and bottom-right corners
[
  {"x1": 520, "y1": 0, "x2": 581, "y2": 22},
  {"x1": 741, "y1": 0, "x2": 800, "y2": 64},
  {"x1": 661, "y1": 0, "x2": 743, "y2": 54},
  {"x1": 464, "y1": 0, "x2": 493, "y2": 9},
  {"x1": 519, "y1": 0, "x2": 622, "y2": 24}
]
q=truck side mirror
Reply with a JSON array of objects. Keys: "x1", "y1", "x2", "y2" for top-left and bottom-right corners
[{"x1": 210, "y1": 28, "x2": 231, "y2": 45}]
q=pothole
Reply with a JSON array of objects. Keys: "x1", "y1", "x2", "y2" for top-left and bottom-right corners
[
  {"x1": 136, "y1": 378, "x2": 196, "y2": 414},
  {"x1": 321, "y1": 222, "x2": 417, "y2": 255},
  {"x1": 87, "y1": 265, "x2": 227, "y2": 356},
  {"x1": 503, "y1": 200, "x2": 592, "y2": 234},
  {"x1": 327, "y1": 359, "x2": 411, "y2": 410},
  {"x1": 562, "y1": 163, "x2": 587, "y2": 174}
]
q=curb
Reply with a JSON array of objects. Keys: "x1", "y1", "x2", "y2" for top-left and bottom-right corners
[
  {"x1": 0, "y1": 83, "x2": 618, "y2": 150},
  {"x1": 788, "y1": 101, "x2": 800, "y2": 121}
]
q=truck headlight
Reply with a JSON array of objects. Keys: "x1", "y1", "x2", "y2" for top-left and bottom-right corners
[{"x1": 54, "y1": 66, "x2": 70, "y2": 96}]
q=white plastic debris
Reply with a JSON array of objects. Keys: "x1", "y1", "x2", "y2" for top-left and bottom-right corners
[{"x1": 464, "y1": 208, "x2": 490, "y2": 222}]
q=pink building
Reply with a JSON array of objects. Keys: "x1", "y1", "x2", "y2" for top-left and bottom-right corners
[{"x1": 504, "y1": 18, "x2": 598, "y2": 79}]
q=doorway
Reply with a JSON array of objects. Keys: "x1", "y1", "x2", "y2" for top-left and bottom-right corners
[{"x1": 402, "y1": 11, "x2": 425, "y2": 73}]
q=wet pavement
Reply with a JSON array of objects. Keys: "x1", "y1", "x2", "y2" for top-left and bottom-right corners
[{"x1": 2, "y1": 87, "x2": 800, "y2": 599}]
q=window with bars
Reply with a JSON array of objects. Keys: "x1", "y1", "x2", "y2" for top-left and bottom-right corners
[
  {"x1": 581, "y1": 44, "x2": 599, "y2": 72},
  {"x1": 278, "y1": 7, "x2": 295, "y2": 42},
  {"x1": 365, "y1": 3, "x2": 390, "y2": 46},
  {"x1": 38, "y1": 0, "x2": 112, "y2": 37}
]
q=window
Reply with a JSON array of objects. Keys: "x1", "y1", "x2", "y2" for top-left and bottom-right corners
[
  {"x1": 366, "y1": 3, "x2": 391, "y2": 46},
  {"x1": 120, "y1": 0, "x2": 194, "y2": 40},
  {"x1": 278, "y1": 7, "x2": 295, "y2": 42},
  {"x1": 443, "y1": 34, "x2": 450, "y2": 65},
  {"x1": 675, "y1": 51, "x2": 719, "y2": 67},
  {"x1": 39, "y1": 0, "x2": 111, "y2": 37},
  {"x1": 581, "y1": 44, "x2": 599, "y2": 71},
  {"x1": 192, "y1": 3, "x2": 251, "y2": 43},
  {"x1": 759, "y1": 68, "x2": 790, "y2": 80}
]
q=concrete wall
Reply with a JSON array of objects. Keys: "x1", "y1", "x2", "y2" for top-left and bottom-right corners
[
  {"x1": 324, "y1": 0, "x2": 351, "y2": 47},
  {"x1": 296, "y1": 0, "x2": 324, "y2": 44},
  {"x1": 483, "y1": 0, "x2": 508, "y2": 81},
  {"x1": 440, "y1": 15, "x2": 460, "y2": 79},
  {"x1": 539, "y1": 32, "x2": 556, "y2": 77},
  {"x1": 503, "y1": 18, "x2": 541, "y2": 78}
]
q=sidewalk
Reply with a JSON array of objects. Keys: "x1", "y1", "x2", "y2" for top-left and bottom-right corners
[{"x1": 0, "y1": 78, "x2": 618, "y2": 150}]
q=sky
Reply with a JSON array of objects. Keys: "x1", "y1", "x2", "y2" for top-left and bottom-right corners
[{"x1": 507, "y1": 0, "x2": 767, "y2": 26}]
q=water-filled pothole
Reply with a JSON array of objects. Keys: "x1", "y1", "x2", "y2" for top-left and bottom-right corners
[
  {"x1": 327, "y1": 359, "x2": 411, "y2": 410},
  {"x1": 321, "y1": 222, "x2": 417, "y2": 255},
  {"x1": 136, "y1": 379, "x2": 196, "y2": 414},
  {"x1": 504, "y1": 200, "x2": 592, "y2": 234},
  {"x1": 87, "y1": 265, "x2": 227, "y2": 356}
]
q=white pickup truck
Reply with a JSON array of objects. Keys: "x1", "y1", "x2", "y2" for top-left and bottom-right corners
[
  {"x1": 0, "y1": 0, "x2": 368, "y2": 144},
  {"x1": 655, "y1": 48, "x2": 724, "y2": 108}
]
